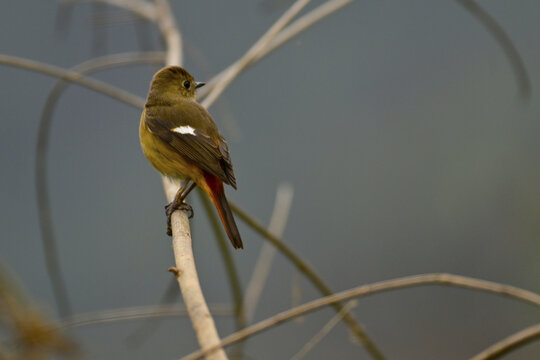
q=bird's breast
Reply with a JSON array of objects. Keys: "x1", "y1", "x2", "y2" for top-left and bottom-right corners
[{"x1": 139, "y1": 115, "x2": 203, "y2": 182}]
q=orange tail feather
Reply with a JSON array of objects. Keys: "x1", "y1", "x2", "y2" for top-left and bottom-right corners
[{"x1": 203, "y1": 174, "x2": 243, "y2": 249}]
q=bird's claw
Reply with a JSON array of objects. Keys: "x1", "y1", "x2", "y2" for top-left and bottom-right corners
[
  {"x1": 165, "y1": 201, "x2": 194, "y2": 236},
  {"x1": 178, "y1": 203, "x2": 194, "y2": 219}
]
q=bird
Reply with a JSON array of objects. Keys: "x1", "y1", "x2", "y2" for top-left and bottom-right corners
[{"x1": 139, "y1": 66, "x2": 243, "y2": 249}]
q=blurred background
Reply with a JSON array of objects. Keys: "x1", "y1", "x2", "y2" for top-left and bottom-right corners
[{"x1": 1, "y1": 0, "x2": 540, "y2": 359}]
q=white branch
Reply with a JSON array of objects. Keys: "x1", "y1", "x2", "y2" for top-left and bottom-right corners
[{"x1": 168, "y1": 210, "x2": 228, "y2": 360}]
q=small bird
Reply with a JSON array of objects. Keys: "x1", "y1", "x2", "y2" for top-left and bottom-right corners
[{"x1": 139, "y1": 66, "x2": 243, "y2": 249}]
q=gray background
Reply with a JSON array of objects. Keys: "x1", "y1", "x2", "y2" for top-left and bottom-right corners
[{"x1": 1, "y1": 1, "x2": 540, "y2": 359}]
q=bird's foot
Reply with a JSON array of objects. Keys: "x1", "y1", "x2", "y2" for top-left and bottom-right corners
[{"x1": 165, "y1": 201, "x2": 194, "y2": 236}]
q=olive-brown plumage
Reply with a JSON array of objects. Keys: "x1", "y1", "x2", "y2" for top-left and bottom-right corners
[{"x1": 140, "y1": 66, "x2": 243, "y2": 249}]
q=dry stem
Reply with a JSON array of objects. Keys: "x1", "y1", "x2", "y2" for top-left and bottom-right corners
[
  {"x1": 200, "y1": 0, "x2": 311, "y2": 108},
  {"x1": 470, "y1": 323, "x2": 540, "y2": 360},
  {"x1": 167, "y1": 207, "x2": 227, "y2": 360},
  {"x1": 290, "y1": 300, "x2": 358, "y2": 360},
  {"x1": 180, "y1": 273, "x2": 540, "y2": 360},
  {"x1": 59, "y1": 304, "x2": 233, "y2": 330},
  {"x1": 244, "y1": 183, "x2": 294, "y2": 323}
]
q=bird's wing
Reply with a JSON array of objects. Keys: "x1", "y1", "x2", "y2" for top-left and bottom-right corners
[{"x1": 145, "y1": 105, "x2": 237, "y2": 188}]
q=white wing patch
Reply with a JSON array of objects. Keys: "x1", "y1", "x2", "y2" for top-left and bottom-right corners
[{"x1": 172, "y1": 125, "x2": 196, "y2": 136}]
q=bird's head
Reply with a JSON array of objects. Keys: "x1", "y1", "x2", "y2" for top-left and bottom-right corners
[{"x1": 147, "y1": 66, "x2": 205, "y2": 104}]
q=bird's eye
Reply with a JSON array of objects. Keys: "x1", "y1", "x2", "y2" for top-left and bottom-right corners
[{"x1": 183, "y1": 81, "x2": 191, "y2": 89}]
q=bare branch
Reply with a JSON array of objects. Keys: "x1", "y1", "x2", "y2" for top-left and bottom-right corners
[
  {"x1": 197, "y1": 0, "x2": 353, "y2": 103},
  {"x1": 200, "y1": 0, "x2": 312, "y2": 108},
  {"x1": 470, "y1": 323, "x2": 540, "y2": 360},
  {"x1": 33, "y1": 52, "x2": 164, "y2": 316},
  {"x1": 180, "y1": 273, "x2": 540, "y2": 360},
  {"x1": 244, "y1": 183, "x2": 294, "y2": 324},
  {"x1": 59, "y1": 303, "x2": 233, "y2": 330},
  {"x1": 181, "y1": 3, "x2": 382, "y2": 355},
  {"x1": 290, "y1": 300, "x2": 357, "y2": 360},
  {"x1": 167, "y1": 198, "x2": 228, "y2": 360},
  {"x1": 260, "y1": 0, "x2": 354, "y2": 63},
  {"x1": 149, "y1": 0, "x2": 227, "y2": 355},
  {"x1": 230, "y1": 202, "x2": 385, "y2": 359},
  {"x1": 454, "y1": 0, "x2": 531, "y2": 100},
  {"x1": 124, "y1": 278, "x2": 179, "y2": 345},
  {"x1": 154, "y1": 0, "x2": 183, "y2": 65},
  {"x1": 0, "y1": 54, "x2": 145, "y2": 108}
]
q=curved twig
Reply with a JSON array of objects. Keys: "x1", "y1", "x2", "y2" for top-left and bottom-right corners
[
  {"x1": 0, "y1": 54, "x2": 145, "y2": 108},
  {"x1": 154, "y1": 0, "x2": 183, "y2": 66},
  {"x1": 197, "y1": 0, "x2": 354, "y2": 101},
  {"x1": 454, "y1": 0, "x2": 531, "y2": 100},
  {"x1": 124, "y1": 277, "x2": 180, "y2": 345},
  {"x1": 290, "y1": 300, "x2": 358, "y2": 360},
  {"x1": 470, "y1": 323, "x2": 540, "y2": 360},
  {"x1": 180, "y1": 273, "x2": 540, "y2": 360},
  {"x1": 60, "y1": 303, "x2": 233, "y2": 330},
  {"x1": 34, "y1": 52, "x2": 164, "y2": 316},
  {"x1": 244, "y1": 183, "x2": 294, "y2": 324},
  {"x1": 200, "y1": 0, "x2": 312, "y2": 108},
  {"x1": 190, "y1": 0, "x2": 383, "y2": 356},
  {"x1": 230, "y1": 202, "x2": 385, "y2": 359}
]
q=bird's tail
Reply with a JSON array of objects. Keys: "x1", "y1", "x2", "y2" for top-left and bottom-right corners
[{"x1": 204, "y1": 173, "x2": 243, "y2": 249}]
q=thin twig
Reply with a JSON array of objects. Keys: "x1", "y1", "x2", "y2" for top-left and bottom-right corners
[
  {"x1": 0, "y1": 54, "x2": 145, "y2": 108},
  {"x1": 35, "y1": 51, "x2": 164, "y2": 316},
  {"x1": 59, "y1": 303, "x2": 233, "y2": 330},
  {"x1": 186, "y1": 0, "x2": 382, "y2": 355},
  {"x1": 230, "y1": 202, "x2": 385, "y2": 359},
  {"x1": 259, "y1": 0, "x2": 354, "y2": 63},
  {"x1": 454, "y1": 0, "x2": 531, "y2": 100},
  {"x1": 180, "y1": 273, "x2": 540, "y2": 360},
  {"x1": 470, "y1": 323, "x2": 540, "y2": 360},
  {"x1": 197, "y1": 0, "x2": 354, "y2": 101},
  {"x1": 154, "y1": 0, "x2": 182, "y2": 66},
  {"x1": 200, "y1": 0, "x2": 312, "y2": 108},
  {"x1": 60, "y1": 0, "x2": 157, "y2": 20},
  {"x1": 124, "y1": 277, "x2": 180, "y2": 345},
  {"x1": 290, "y1": 300, "x2": 357, "y2": 360},
  {"x1": 244, "y1": 183, "x2": 294, "y2": 324}
]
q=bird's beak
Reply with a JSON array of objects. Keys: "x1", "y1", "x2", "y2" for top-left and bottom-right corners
[{"x1": 195, "y1": 82, "x2": 206, "y2": 89}]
